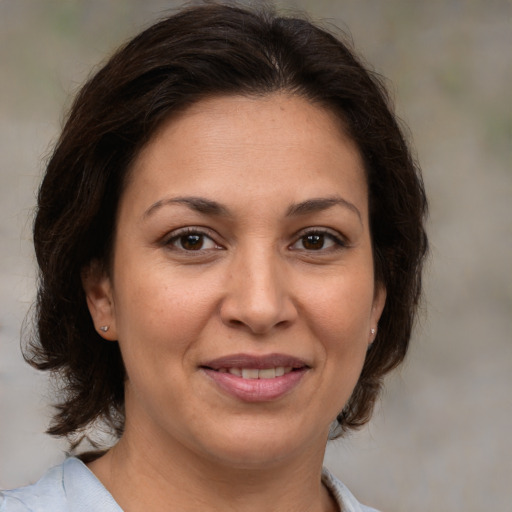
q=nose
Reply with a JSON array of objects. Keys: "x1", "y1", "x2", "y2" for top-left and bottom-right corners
[{"x1": 220, "y1": 245, "x2": 298, "y2": 335}]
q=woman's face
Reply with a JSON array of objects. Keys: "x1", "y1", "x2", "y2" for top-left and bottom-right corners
[{"x1": 85, "y1": 94, "x2": 385, "y2": 468}]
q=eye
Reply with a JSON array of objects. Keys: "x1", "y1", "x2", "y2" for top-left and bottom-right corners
[
  {"x1": 290, "y1": 230, "x2": 346, "y2": 251},
  {"x1": 166, "y1": 229, "x2": 221, "y2": 251}
]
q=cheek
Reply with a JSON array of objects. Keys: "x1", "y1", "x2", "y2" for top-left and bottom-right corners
[
  {"x1": 304, "y1": 272, "x2": 375, "y2": 402},
  {"x1": 305, "y1": 270, "x2": 375, "y2": 341},
  {"x1": 111, "y1": 263, "x2": 220, "y2": 366}
]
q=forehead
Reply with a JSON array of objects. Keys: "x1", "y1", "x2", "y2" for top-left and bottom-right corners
[
  {"x1": 145, "y1": 93, "x2": 354, "y2": 159},
  {"x1": 123, "y1": 93, "x2": 368, "y2": 219}
]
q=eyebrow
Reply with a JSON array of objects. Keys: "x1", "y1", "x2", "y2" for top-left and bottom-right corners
[
  {"x1": 143, "y1": 196, "x2": 231, "y2": 219},
  {"x1": 286, "y1": 196, "x2": 362, "y2": 224},
  {"x1": 143, "y1": 195, "x2": 362, "y2": 223}
]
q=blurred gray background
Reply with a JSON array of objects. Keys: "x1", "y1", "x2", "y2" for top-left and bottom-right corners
[{"x1": 1, "y1": 1, "x2": 510, "y2": 510}]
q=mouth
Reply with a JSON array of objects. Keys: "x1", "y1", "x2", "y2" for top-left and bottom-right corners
[
  {"x1": 200, "y1": 353, "x2": 310, "y2": 402},
  {"x1": 201, "y1": 353, "x2": 309, "y2": 375},
  {"x1": 213, "y1": 367, "x2": 295, "y2": 379}
]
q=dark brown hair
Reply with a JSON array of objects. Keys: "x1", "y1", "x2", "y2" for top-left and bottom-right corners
[{"x1": 26, "y1": 2, "x2": 428, "y2": 444}]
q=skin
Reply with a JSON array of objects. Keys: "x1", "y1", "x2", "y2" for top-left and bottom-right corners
[{"x1": 83, "y1": 93, "x2": 386, "y2": 512}]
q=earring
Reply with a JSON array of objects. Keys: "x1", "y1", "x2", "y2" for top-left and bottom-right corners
[
  {"x1": 370, "y1": 328, "x2": 376, "y2": 336},
  {"x1": 99, "y1": 326, "x2": 109, "y2": 333}
]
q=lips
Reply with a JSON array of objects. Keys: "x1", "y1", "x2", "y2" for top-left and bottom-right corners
[
  {"x1": 202, "y1": 353, "x2": 309, "y2": 370},
  {"x1": 218, "y1": 367, "x2": 293, "y2": 379},
  {"x1": 200, "y1": 353, "x2": 310, "y2": 402}
]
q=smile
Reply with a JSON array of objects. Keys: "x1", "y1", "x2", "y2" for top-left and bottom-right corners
[
  {"x1": 200, "y1": 353, "x2": 310, "y2": 402},
  {"x1": 216, "y1": 367, "x2": 293, "y2": 379}
]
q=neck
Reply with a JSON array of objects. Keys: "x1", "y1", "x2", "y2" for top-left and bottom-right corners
[{"x1": 87, "y1": 426, "x2": 337, "y2": 512}]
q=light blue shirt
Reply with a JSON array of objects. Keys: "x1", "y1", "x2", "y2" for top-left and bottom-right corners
[{"x1": 1, "y1": 458, "x2": 379, "y2": 512}]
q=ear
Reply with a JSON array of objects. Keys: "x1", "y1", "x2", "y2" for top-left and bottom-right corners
[
  {"x1": 369, "y1": 282, "x2": 386, "y2": 344},
  {"x1": 81, "y1": 260, "x2": 117, "y2": 341}
]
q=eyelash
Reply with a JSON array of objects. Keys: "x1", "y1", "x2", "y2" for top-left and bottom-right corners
[
  {"x1": 162, "y1": 227, "x2": 348, "y2": 254},
  {"x1": 163, "y1": 227, "x2": 223, "y2": 252},
  {"x1": 289, "y1": 228, "x2": 348, "y2": 252}
]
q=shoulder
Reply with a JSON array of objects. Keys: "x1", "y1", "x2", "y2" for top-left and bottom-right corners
[
  {"x1": 1, "y1": 461, "x2": 68, "y2": 511},
  {"x1": 322, "y1": 467, "x2": 381, "y2": 512},
  {"x1": 0, "y1": 458, "x2": 122, "y2": 512}
]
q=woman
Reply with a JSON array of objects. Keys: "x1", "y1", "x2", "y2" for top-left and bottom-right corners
[{"x1": 1, "y1": 3, "x2": 427, "y2": 511}]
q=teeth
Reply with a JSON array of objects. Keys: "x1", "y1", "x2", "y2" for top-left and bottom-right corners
[
  {"x1": 241, "y1": 369, "x2": 259, "y2": 379},
  {"x1": 259, "y1": 368, "x2": 276, "y2": 379},
  {"x1": 221, "y1": 367, "x2": 293, "y2": 379}
]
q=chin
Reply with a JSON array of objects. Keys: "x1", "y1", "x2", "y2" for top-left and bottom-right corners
[{"x1": 192, "y1": 418, "x2": 328, "y2": 470}]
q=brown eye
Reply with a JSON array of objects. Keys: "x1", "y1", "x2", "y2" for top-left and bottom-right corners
[
  {"x1": 167, "y1": 230, "x2": 220, "y2": 251},
  {"x1": 302, "y1": 234, "x2": 325, "y2": 250},
  {"x1": 179, "y1": 234, "x2": 204, "y2": 250},
  {"x1": 290, "y1": 230, "x2": 345, "y2": 252}
]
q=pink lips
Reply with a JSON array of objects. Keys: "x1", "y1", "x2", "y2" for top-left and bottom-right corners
[{"x1": 200, "y1": 353, "x2": 310, "y2": 402}]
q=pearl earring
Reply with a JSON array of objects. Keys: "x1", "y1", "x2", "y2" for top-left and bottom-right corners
[
  {"x1": 370, "y1": 328, "x2": 376, "y2": 336},
  {"x1": 99, "y1": 326, "x2": 109, "y2": 333}
]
